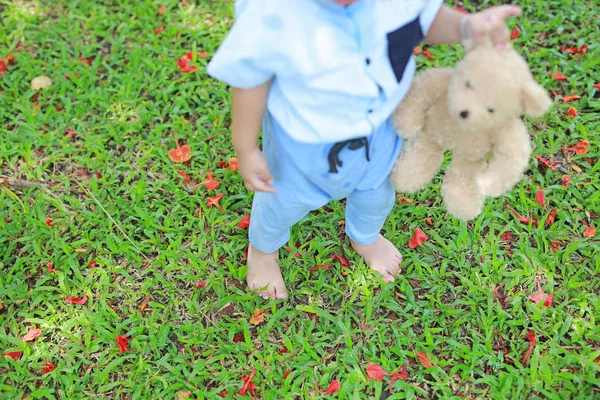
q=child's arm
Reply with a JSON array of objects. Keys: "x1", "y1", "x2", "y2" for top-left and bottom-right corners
[
  {"x1": 232, "y1": 80, "x2": 277, "y2": 193},
  {"x1": 424, "y1": 5, "x2": 522, "y2": 49}
]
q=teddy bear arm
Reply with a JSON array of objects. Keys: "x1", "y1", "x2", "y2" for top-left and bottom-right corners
[
  {"x1": 390, "y1": 135, "x2": 444, "y2": 193},
  {"x1": 393, "y1": 68, "x2": 453, "y2": 137},
  {"x1": 476, "y1": 122, "x2": 532, "y2": 198}
]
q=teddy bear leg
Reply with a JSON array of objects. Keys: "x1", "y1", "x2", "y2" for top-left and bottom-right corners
[
  {"x1": 390, "y1": 136, "x2": 444, "y2": 193},
  {"x1": 442, "y1": 156, "x2": 487, "y2": 220},
  {"x1": 476, "y1": 123, "x2": 532, "y2": 197}
]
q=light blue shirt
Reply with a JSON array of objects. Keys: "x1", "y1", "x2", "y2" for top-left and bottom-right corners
[{"x1": 207, "y1": 0, "x2": 443, "y2": 144}]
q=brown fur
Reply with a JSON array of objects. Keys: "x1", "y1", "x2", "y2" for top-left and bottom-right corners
[{"x1": 390, "y1": 42, "x2": 552, "y2": 220}]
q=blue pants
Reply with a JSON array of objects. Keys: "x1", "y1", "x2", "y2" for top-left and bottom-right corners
[{"x1": 249, "y1": 113, "x2": 403, "y2": 253}]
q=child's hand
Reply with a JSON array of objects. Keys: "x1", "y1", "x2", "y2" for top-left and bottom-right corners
[
  {"x1": 461, "y1": 5, "x2": 522, "y2": 50},
  {"x1": 237, "y1": 147, "x2": 277, "y2": 193}
]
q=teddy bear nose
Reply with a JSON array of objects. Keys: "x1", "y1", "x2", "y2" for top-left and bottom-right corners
[{"x1": 460, "y1": 110, "x2": 470, "y2": 119}]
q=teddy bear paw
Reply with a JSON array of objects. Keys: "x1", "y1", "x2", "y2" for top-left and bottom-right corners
[{"x1": 475, "y1": 175, "x2": 506, "y2": 198}]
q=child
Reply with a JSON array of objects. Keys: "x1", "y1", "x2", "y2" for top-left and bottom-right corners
[{"x1": 208, "y1": 0, "x2": 521, "y2": 300}]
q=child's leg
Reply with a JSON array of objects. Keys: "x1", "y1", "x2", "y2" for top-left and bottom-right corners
[
  {"x1": 346, "y1": 180, "x2": 402, "y2": 282},
  {"x1": 345, "y1": 118, "x2": 404, "y2": 282}
]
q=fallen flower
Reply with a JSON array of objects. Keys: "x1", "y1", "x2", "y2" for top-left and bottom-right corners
[
  {"x1": 408, "y1": 228, "x2": 428, "y2": 249},
  {"x1": 366, "y1": 361, "x2": 388, "y2": 382},
  {"x1": 511, "y1": 27, "x2": 520, "y2": 40},
  {"x1": 529, "y1": 278, "x2": 553, "y2": 307},
  {"x1": 561, "y1": 94, "x2": 581, "y2": 103},
  {"x1": 309, "y1": 264, "x2": 332, "y2": 272},
  {"x1": 239, "y1": 367, "x2": 257, "y2": 396},
  {"x1": 323, "y1": 380, "x2": 341, "y2": 395},
  {"x1": 65, "y1": 295, "x2": 88, "y2": 305},
  {"x1": 561, "y1": 175, "x2": 571, "y2": 188},
  {"x1": 549, "y1": 72, "x2": 567, "y2": 81},
  {"x1": 534, "y1": 156, "x2": 559, "y2": 171},
  {"x1": 583, "y1": 224, "x2": 596, "y2": 238},
  {"x1": 3, "y1": 351, "x2": 23, "y2": 361},
  {"x1": 168, "y1": 138, "x2": 192, "y2": 163},
  {"x1": 332, "y1": 254, "x2": 349, "y2": 267},
  {"x1": 389, "y1": 366, "x2": 409, "y2": 393},
  {"x1": 545, "y1": 209, "x2": 558, "y2": 227},
  {"x1": 535, "y1": 189, "x2": 546, "y2": 209},
  {"x1": 522, "y1": 330, "x2": 536, "y2": 365},
  {"x1": 206, "y1": 193, "x2": 225, "y2": 213},
  {"x1": 505, "y1": 204, "x2": 538, "y2": 227},
  {"x1": 416, "y1": 352, "x2": 433, "y2": 368},
  {"x1": 226, "y1": 157, "x2": 238, "y2": 171},
  {"x1": 250, "y1": 309, "x2": 265, "y2": 326},
  {"x1": 115, "y1": 336, "x2": 129, "y2": 353},
  {"x1": 564, "y1": 139, "x2": 591, "y2": 155},
  {"x1": 566, "y1": 106, "x2": 578, "y2": 119},
  {"x1": 22, "y1": 328, "x2": 42, "y2": 342},
  {"x1": 41, "y1": 362, "x2": 56, "y2": 375},
  {"x1": 238, "y1": 216, "x2": 251, "y2": 229}
]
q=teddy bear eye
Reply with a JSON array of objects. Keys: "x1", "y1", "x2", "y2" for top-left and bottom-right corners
[
  {"x1": 466, "y1": 81, "x2": 473, "y2": 89},
  {"x1": 488, "y1": 107, "x2": 495, "y2": 113}
]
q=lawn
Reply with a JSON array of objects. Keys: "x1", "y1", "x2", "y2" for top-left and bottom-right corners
[{"x1": 0, "y1": 0, "x2": 599, "y2": 398}]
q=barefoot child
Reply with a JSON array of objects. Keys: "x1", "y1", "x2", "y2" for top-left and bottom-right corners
[{"x1": 208, "y1": 0, "x2": 521, "y2": 299}]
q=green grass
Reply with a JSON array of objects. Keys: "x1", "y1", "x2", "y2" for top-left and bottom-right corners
[{"x1": 1, "y1": 0, "x2": 599, "y2": 398}]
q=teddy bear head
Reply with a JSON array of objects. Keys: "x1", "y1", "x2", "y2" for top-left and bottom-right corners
[{"x1": 446, "y1": 42, "x2": 552, "y2": 132}]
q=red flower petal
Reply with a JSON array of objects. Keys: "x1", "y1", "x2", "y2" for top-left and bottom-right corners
[
  {"x1": 583, "y1": 225, "x2": 596, "y2": 238},
  {"x1": 535, "y1": 189, "x2": 546, "y2": 209},
  {"x1": 366, "y1": 361, "x2": 388, "y2": 382},
  {"x1": 566, "y1": 106, "x2": 578, "y2": 118},
  {"x1": 115, "y1": 336, "x2": 129, "y2": 353},
  {"x1": 543, "y1": 294, "x2": 554, "y2": 307},
  {"x1": 511, "y1": 27, "x2": 520, "y2": 40},
  {"x1": 453, "y1": 6, "x2": 469, "y2": 14},
  {"x1": 154, "y1": 27, "x2": 164, "y2": 35},
  {"x1": 561, "y1": 94, "x2": 581, "y2": 103},
  {"x1": 561, "y1": 174, "x2": 571, "y2": 188},
  {"x1": 195, "y1": 279, "x2": 207, "y2": 289},
  {"x1": 22, "y1": 328, "x2": 42, "y2": 342},
  {"x1": 389, "y1": 366, "x2": 409, "y2": 393},
  {"x1": 207, "y1": 193, "x2": 225, "y2": 213},
  {"x1": 505, "y1": 205, "x2": 538, "y2": 227},
  {"x1": 323, "y1": 380, "x2": 341, "y2": 395},
  {"x1": 238, "y1": 216, "x2": 251, "y2": 229},
  {"x1": 177, "y1": 170, "x2": 191, "y2": 184},
  {"x1": 534, "y1": 156, "x2": 559, "y2": 171},
  {"x1": 226, "y1": 157, "x2": 238, "y2": 171},
  {"x1": 416, "y1": 352, "x2": 433, "y2": 368},
  {"x1": 46, "y1": 262, "x2": 57, "y2": 273},
  {"x1": 545, "y1": 209, "x2": 558, "y2": 227},
  {"x1": 593, "y1": 83, "x2": 600, "y2": 90},
  {"x1": 3, "y1": 351, "x2": 23, "y2": 361},
  {"x1": 332, "y1": 254, "x2": 349, "y2": 267},
  {"x1": 78, "y1": 56, "x2": 92, "y2": 66},
  {"x1": 309, "y1": 264, "x2": 332, "y2": 272},
  {"x1": 550, "y1": 72, "x2": 567, "y2": 81},
  {"x1": 195, "y1": 172, "x2": 219, "y2": 191},
  {"x1": 157, "y1": 5, "x2": 167, "y2": 15},
  {"x1": 408, "y1": 228, "x2": 428, "y2": 249},
  {"x1": 422, "y1": 49, "x2": 435, "y2": 60},
  {"x1": 283, "y1": 370, "x2": 291, "y2": 379},
  {"x1": 564, "y1": 139, "x2": 591, "y2": 155},
  {"x1": 233, "y1": 332, "x2": 244, "y2": 343},
  {"x1": 88, "y1": 260, "x2": 98, "y2": 269},
  {"x1": 65, "y1": 295, "x2": 88, "y2": 305},
  {"x1": 41, "y1": 362, "x2": 55, "y2": 375},
  {"x1": 45, "y1": 217, "x2": 54, "y2": 227},
  {"x1": 522, "y1": 330, "x2": 536, "y2": 365},
  {"x1": 500, "y1": 231, "x2": 517, "y2": 243},
  {"x1": 238, "y1": 367, "x2": 257, "y2": 396},
  {"x1": 168, "y1": 143, "x2": 192, "y2": 163}
]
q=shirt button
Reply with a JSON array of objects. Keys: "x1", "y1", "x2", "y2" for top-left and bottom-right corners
[
  {"x1": 368, "y1": 109, "x2": 373, "y2": 113},
  {"x1": 365, "y1": 57, "x2": 371, "y2": 65}
]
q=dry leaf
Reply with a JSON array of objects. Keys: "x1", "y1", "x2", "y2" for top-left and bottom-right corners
[
  {"x1": 22, "y1": 328, "x2": 42, "y2": 342},
  {"x1": 31, "y1": 76, "x2": 52, "y2": 90},
  {"x1": 250, "y1": 308, "x2": 265, "y2": 326}
]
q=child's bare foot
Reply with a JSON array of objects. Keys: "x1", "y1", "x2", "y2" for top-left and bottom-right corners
[
  {"x1": 350, "y1": 235, "x2": 402, "y2": 283},
  {"x1": 247, "y1": 245, "x2": 288, "y2": 300}
]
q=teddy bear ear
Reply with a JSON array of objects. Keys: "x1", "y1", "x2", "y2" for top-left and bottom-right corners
[{"x1": 521, "y1": 80, "x2": 553, "y2": 117}]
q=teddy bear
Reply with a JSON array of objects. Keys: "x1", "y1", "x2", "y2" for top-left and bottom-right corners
[{"x1": 390, "y1": 39, "x2": 552, "y2": 220}]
